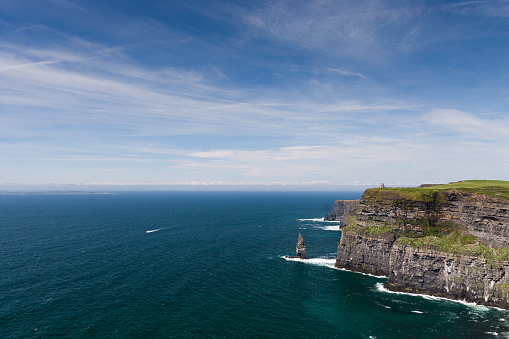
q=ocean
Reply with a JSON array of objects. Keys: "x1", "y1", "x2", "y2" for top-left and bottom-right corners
[{"x1": 1, "y1": 191, "x2": 508, "y2": 338}]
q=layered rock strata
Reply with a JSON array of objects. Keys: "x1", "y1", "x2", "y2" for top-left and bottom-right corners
[
  {"x1": 324, "y1": 200, "x2": 359, "y2": 225},
  {"x1": 387, "y1": 245, "x2": 509, "y2": 308},
  {"x1": 329, "y1": 186, "x2": 509, "y2": 308}
]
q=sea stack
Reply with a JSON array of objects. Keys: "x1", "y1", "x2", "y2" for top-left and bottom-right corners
[{"x1": 296, "y1": 233, "x2": 306, "y2": 259}]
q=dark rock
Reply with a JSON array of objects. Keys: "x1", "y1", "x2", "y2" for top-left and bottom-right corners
[{"x1": 296, "y1": 233, "x2": 306, "y2": 259}]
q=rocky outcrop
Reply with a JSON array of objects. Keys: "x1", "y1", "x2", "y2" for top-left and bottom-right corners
[
  {"x1": 332, "y1": 184, "x2": 509, "y2": 308},
  {"x1": 296, "y1": 233, "x2": 306, "y2": 259},
  {"x1": 324, "y1": 200, "x2": 359, "y2": 225}
]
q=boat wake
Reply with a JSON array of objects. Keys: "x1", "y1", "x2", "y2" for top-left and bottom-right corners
[{"x1": 146, "y1": 229, "x2": 161, "y2": 233}]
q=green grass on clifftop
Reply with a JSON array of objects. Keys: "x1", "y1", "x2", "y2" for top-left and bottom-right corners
[{"x1": 381, "y1": 180, "x2": 509, "y2": 200}]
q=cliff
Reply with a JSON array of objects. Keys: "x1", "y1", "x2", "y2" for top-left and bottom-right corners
[
  {"x1": 324, "y1": 200, "x2": 359, "y2": 225},
  {"x1": 330, "y1": 180, "x2": 509, "y2": 308}
]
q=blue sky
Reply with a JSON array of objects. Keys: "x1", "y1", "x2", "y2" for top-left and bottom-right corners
[{"x1": 1, "y1": 0, "x2": 508, "y2": 190}]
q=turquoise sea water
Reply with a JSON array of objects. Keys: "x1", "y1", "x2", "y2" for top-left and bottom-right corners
[{"x1": 1, "y1": 191, "x2": 508, "y2": 338}]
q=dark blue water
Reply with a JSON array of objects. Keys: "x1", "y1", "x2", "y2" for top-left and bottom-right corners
[{"x1": 1, "y1": 192, "x2": 508, "y2": 338}]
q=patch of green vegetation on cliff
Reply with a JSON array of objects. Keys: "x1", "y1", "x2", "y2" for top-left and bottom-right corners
[
  {"x1": 342, "y1": 223, "x2": 361, "y2": 234},
  {"x1": 497, "y1": 283, "x2": 509, "y2": 291},
  {"x1": 397, "y1": 231, "x2": 509, "y2": 261},
  {"x1": 346, "y1": 214, "x2": 357, "y2": 226},
  {"x1": 365, "y1": 224, "x2": 393, "y2": 234},
  {"x1": 341, "y1": 215, "x2": 359, "y2": 234},
  {"x1": 343, "y1": 221, "x2": 393, "y2": 235}
]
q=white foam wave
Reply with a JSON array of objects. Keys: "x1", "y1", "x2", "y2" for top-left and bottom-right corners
[
  {"x1": 333, "y1": 267, "x2": 387, "y2": 279},
  {"x1": 314, "y1": 225, "x2": 340, "y2": 231},
  {"x1": 146, "y1": 229, "x2": 161, "y2": 233},
  {"x1": 298, "y1": 218, "x2": 341, "y2": 223},
  {"x1": 374, "y1": 301, "x2": 391, "y2": 309},
  {"x1": 374, "y1": 283, "x2": 495, "y2": 311},
  {"x1": 411, "y1": 310, "x2": 424, "y2": 314},
  {"x1": 282, "y1": 256, "x2": 388, "y2": 278},
  {"x1": 282, "y1": 256, "x2": 336, "y2": 268}
]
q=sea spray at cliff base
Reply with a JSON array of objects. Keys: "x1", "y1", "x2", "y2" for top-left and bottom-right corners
[
  {"x1": 1, "y1": 191, "x2": 508, "y2": 338},
  {"x1": 282, "y1": 256, "x2": 336, "y2": 268},
  {"x1": 374, "y1": 282, "x2": 493, "y2": 311},
  {"x1": 282, "y1": 255, "x2": 387, "y2": 278}
]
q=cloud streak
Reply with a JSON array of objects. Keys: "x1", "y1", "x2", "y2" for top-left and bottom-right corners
[{"x1": 424, "y1": 109, "x2": 509, "y2": 139}]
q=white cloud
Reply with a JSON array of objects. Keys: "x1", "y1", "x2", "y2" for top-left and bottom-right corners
[
  {"x1": 424, "y1": 109, "x2": 509, "y2": 138},
  {"x1": 242, "y1": 0, "x2": 417, "y2": 60},
  {"x1": 175, "y1": 140, "x2": 433, "y2": 183},
  {"x1": 327, "y1": 68, "x2": 366, "y2": 79}
]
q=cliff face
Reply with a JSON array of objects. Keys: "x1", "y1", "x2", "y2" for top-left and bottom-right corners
[
  {"x1": 442, "y1": 190, "x2": 509, "y2": 247},
  {"x1": 324, "y1": 200, "x2": 359, "y2": 225},
  {"x1": 387, "y1": 245, "x2": 509, "y2": 308},
  {"x1": 336, "y1": 232, "x2": 394, "y2": 277},
  {"x1": 331, "y1": 185, "x2": 509, "y2": 308}
]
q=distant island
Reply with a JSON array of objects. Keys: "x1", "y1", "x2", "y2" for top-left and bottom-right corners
[{"x1": 326, "y1": 180, "x2": 509, "y2": 308}]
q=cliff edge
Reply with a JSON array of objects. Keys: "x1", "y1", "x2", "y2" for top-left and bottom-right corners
[
  {"x1": 324, "y1": 200, "x2": 359, "y2": 225},
  {"x1": 330, "y1": 180, "x2": 509, "y2": 308}
]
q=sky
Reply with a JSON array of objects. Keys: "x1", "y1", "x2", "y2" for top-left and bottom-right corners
[{"x1": 1, "y1": 0, "x2": 508, "y2": 190}]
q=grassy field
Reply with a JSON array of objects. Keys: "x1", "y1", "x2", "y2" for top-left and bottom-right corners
[{"x1": 384, "y1": 180, "x2": 509, "y2": 200}]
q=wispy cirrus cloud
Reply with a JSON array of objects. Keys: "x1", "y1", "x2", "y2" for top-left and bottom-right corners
[
  {"x1": 424, "y1": 109, "x2": 509, "y2": 139},
  {"x1": 174, "y1": 140, "x2": 433, "y2": 183},
  {"x1": 326, "y1": 68, "x2": 366, "y2": 79},
  {"x1": 440, "y1": 1, "x2": 509, "y2": 17},
  {"x1": 0, "y1": 42, "x2": 413, "y2": 143},
  {"x1": 241, "y1": 0, "x2": 418, "y2": 60}
]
